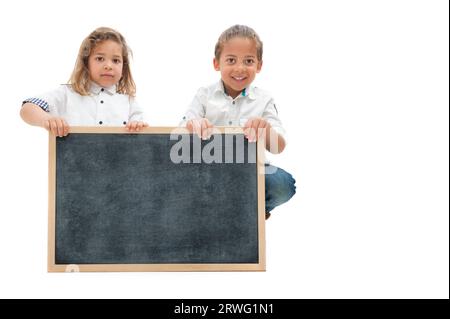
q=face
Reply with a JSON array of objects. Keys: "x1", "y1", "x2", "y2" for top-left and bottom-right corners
[
  {"x1": 88, "y1": 40, "x2": 124, "y2": 88},
  {"x1": 214, "y1": 37, "x2": 262, "y2": 98}
]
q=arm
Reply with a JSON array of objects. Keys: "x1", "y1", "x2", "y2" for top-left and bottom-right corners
[
  {"x1": 265, "y1": 126, "x2": 286, "y2": 154},
  {"x1": 20, "y1": 103, "x2": 69, "y2": 137},
  {"x1": 253, "y1": 97, "x2": 287, "y2": 154}
]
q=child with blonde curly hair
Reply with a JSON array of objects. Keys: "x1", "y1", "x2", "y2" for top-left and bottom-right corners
[{"x1": 21, "y1": 27, "x2": 147, "y2": 136}]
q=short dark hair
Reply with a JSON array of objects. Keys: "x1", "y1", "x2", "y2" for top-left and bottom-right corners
[{"x1": 214, "y1": 25, "x2": 263, "y2": 61}]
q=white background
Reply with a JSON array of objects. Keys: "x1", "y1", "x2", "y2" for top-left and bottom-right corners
[{"x1": 0, "y1": 0, "x2": 448, "y2": 298}]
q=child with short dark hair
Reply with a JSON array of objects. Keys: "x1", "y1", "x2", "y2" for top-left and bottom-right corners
[{"x1": 181, "y1": 25, "x2": 296, "y2": 219}]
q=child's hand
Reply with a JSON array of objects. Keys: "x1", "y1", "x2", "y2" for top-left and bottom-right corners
[
  {"x1": 126, "y1": 121, "x2": 149, "y2": 132},
  {"x1": 43, "y1": 117, "x2": 70, "y2": 137},
  {"x1": 244, "y1": 117, "x2": 271, "y2": 142},
  {"x1": 186, "y1": 118, "x2": 214, "y2": 140}
]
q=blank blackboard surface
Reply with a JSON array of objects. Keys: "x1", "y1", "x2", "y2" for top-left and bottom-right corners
[{"x1": 48, "y1": 127, "x2": 265, "y2": 272}]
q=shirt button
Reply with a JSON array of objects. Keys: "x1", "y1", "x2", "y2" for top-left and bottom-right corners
[
  {"x1": 123, "y1": 121, "x2": 127, "y2": 125},
  {"x1": 100, "y1": 100, "x2": 104, "y2": 103},
  {"x1": 232, "y1": 101, "x2": 235, "y2": 105},
  {"x1": 99, "y1": 121, "x2": 103, "y2": 125},
  {"x1": 229, "y1": 121, "x2": 232, "y2": 125},
  {"x1": 101, "y1": 88, "x2": 104, "y2": 92}
]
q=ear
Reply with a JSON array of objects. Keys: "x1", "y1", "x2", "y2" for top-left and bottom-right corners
[
  {"x1": 213, "y1": 58, "x2": 220, "y2": 71},
  {"x1": 256, "y1": 60, "x2": 263, "y2": 73}
]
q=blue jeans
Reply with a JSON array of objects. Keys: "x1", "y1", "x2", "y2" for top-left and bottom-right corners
[{"x1": 265, "y1": 165, "x2": 296, "y2": 213}]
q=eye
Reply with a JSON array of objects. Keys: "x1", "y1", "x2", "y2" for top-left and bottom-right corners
[
  {"x1": 244, "y1": 58, "x2": 255, "y2": 65},
  {"x1": 225, "y1": 58, "x2": 236, "y2": 64},
  {"x1": 95, "y1": 56, "x2": 104, "y2": 62},
  {"x1": 113, "y1": 58, "x2": 122, "y2": 64}
]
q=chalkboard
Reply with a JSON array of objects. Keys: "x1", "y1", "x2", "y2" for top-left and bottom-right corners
[{"x1": 48, "y1": 127, "x2": 265, "y2": 272}]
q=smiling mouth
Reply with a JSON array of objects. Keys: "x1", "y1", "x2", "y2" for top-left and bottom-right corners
[{"x1": 232, "y1": 76, "x2": 247, "y2": 81}]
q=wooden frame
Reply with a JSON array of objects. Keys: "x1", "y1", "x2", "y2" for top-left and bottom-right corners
[{"x1": 48, "y1": 127, "x2": 265, "y2": 272}]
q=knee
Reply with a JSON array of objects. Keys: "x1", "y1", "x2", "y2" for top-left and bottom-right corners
[
  {"x1": 279, "y1": 174, "x2": 296, "y2": 203},
  {"x1": 266, "y1": 169, "x2": 296, "y2": 205}
]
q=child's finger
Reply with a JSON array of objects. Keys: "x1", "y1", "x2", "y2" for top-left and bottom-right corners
[
  {"x1": 251, "y1": 119, "x2": 262, "y2": 142},
  {"x1": 56, "y1": 118, "x2": 65, "y2": 137},
  {"x1": 257, "y1": 121, "x2": 267, "y2": 140},
  {"x1": 252, "y1": 118, "x2": 261, "y2": 130},
  {"x1": 206, "y1": 120, "x2": 214, "y2": 139},
  {"x1": 137, "y1": 122, "x2": 144, "y2": 131},
  {"x1": 192, "y1": 120, "x2": 202, "y2": 139},
  {"x1": 50, "y1": 120, "x2": 58, "y2": 136},
  {"x1": 244, "y1": 119, "x2": 253, "y2": 140},
  {"x1": 244, "y1": 127, "x2": 249, "y2": 139},
  {"x1": 206, "y1": 127, "x2": 213, "y2": 139},
  {"x1": 201, "y1": 119, "x2": 208, "y2": 140},
  {"x1": 125, "y1": 121, "x2": 135, "y2": 131},
  {"x1": 186, "y1": 120, "x2": 193, "y2": 133},
  {"x1": 63, "y1": 119, "x2": 70, "y2": 136},
  {"x1": 247, "y1": 119, "x2": 257, "y2": 142},
  {"x1": 244, "y1": 127, "x2": 251, "y2": 140},
  {"x1": 247, "y1": 127, "x2": 256, "y2": 143}
]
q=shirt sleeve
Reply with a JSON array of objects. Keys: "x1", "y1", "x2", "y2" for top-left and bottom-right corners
[
  {"x1": 179, "y1": 88, "x2": 206, "y2": 126},
  {"x1": 128, "y1": 97, "x2": 145, "y2": 122},
  {"x1": 263, "y1": 98, "x2": 287, "y2": 144},
  {"x1": 22, "y1": 85, "x2": 67, "y2": 116}
]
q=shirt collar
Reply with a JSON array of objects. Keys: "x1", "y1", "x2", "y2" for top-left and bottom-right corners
[
  {"x1": 214, "y1": 80, "x2": 257, "y2": 100},
  {"x1": 89, "y1": 82, "x2": 117, "y2": 95}
]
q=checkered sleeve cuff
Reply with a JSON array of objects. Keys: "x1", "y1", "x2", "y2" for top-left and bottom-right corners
[{"x1": 22, "y1": 97, "x2": 49, "y2": 112}]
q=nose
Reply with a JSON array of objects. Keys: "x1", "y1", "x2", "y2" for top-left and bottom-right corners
[
  {"x1": 236, "y1": 62, "x2": 246, "y2": 71},
  {"x1": 104, "y1": 63, "x2": 112, "y2": 70}
]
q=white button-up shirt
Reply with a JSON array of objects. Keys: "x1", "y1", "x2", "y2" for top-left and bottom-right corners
[
  {"x1": 180, "y1": 81, "x2": 286, "y2": 139},
  {"x1": 24, "y1": 83, "x2": 144, "y2": 126}
]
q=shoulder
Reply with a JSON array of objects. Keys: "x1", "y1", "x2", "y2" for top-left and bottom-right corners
[
  {"x1": 38, "y1": 84, "x2": 74, "y2": 101},
  {"x1": 250, "y1": 86, "x2": 273, "y2": 98},
  {"x1": 196, "y1": 82, "x2": 222, "y2": 96},
  {"x1": 191, "y1": 82, "x2": 220, "y2": 105},
  {"x1": 249, "y1": 86, "x2": 275, "y2": 103},
  {"x1": 56, "y1": 84, "x2": 83, "y2": 98}
]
